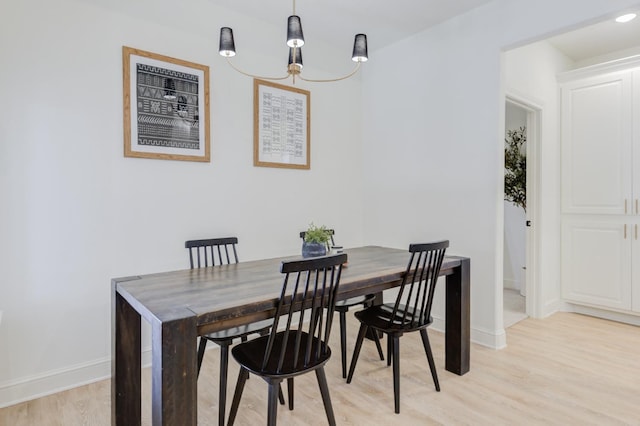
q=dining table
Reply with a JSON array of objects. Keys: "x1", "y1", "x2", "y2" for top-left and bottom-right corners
[{"x1": 111, "y1": 245, "x2": 470, "y2": 425}]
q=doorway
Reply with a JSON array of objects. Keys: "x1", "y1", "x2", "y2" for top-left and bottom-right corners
[{"x1": 503, "y1": 96, "x2": 540, "y2": 327}]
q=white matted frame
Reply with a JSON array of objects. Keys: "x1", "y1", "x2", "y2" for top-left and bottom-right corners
[
  {"x1": 254, "y1": 79, "x2": 310, "y2": 169},
  {"x1": 123, "y1": 46, "x2": 210, "y2": 162}
]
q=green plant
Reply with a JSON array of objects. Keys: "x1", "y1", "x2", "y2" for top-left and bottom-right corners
[
  {"x1": 504, "y1": 126, "x2": 527, "y2": 212},
  {"x1": 304, "y1": 223, "x2": 331, "y2": 244}
]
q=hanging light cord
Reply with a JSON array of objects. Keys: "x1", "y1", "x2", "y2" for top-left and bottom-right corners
[
  {"x1": 225, "y1": 57, "x2": 290, "y2": 81},
  {"x1": 226, "y1": 56, "x2": 363, "y2": 84},
  {"x1": 298, "y1": 62, "x2": 362, "y2": 83}
]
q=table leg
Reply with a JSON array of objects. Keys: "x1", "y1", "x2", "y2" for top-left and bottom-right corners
[
  {"x1": 151, "y1": 312, "x2": 198, "y2": 425},
  {"x1": 445, "y1": 257, "x2": 470, "y2": 375},
  {"x1": 112, "y1": 288, "x2": 141, "y2": 426}
]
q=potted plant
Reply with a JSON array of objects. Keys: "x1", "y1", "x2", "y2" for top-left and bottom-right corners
[
  {"x1": 301, "y1": 223, "x2": 331, "y2": 258},
  {"x1": 504, "y1": 126, "x2": 526, "y2": 212}
]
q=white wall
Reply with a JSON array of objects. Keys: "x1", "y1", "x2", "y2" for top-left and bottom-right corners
[
  {"x1": 361, "y1": 0, "x2": 640, "y2": 348},
  {"x1": 0, "y1": 0, "x2": 364, "y2": 406}
]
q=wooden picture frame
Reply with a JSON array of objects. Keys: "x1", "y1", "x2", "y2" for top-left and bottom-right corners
[
  {"x1": 254, "y1": 79, "x2": 310, "y2": 169},
  {"x1": 123, "y1": 46, "x2": 210, "y2": 162}
]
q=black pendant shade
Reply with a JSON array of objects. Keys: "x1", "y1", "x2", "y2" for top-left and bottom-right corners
[
  {"x1": 163, "y1": 78, "x2": 176, "y2": 100},
  {"x1": 288, "y1": 47, "x2": 303, "y2": 67},
  {"x1": 352, "y1": 34, "x2": 368, "y2": 62},
  {"x1": 286, "y1": 15, "x2": 305, "y2": 47},
  {"x1": 219, "y1": 27, "x2": 236, "y2": 57}
]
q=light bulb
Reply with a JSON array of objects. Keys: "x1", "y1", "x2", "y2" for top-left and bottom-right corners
[{"x1": 615, "y1": 13, "x2": 637, "y2": 23}]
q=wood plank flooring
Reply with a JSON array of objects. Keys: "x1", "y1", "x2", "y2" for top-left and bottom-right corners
[{"x1": 1, "y1": 312, "x2": 639, "y2": 425}]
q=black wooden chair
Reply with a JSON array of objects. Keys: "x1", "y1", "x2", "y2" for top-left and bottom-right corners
[
  {"x1": 185, "y1": 237, "x2": 276, "y2": 426},
  {"x1": 227, "y1": 253, "x2": 348, "y2": 426},
  {"x1": 299, "y1": 230, "x2": 384, "y2": 378},
  {"x1": 346, "y1": 241, "x2": 449, "y2": 413}
]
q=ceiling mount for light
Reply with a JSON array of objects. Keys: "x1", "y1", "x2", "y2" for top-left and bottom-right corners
[
  {"x1": 615, "y1": 13, "x2": 637, "y2": 23},
  {"x1": 218, "y1": 0, "x2": 368, "y2": 84}
]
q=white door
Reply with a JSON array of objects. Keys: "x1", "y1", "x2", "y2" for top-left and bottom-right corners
[
  {"x1": 561, "y1": 72, "x2": 632, "y2": 215},
  {"x1": 561, "y1": 217, "x2": 632, "y2": 310}
]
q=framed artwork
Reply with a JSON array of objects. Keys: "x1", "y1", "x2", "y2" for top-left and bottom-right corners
[
  {"x1": 254, "y1": 79, "x2": 310, "y2": 169},
  {"x1": 122, "y1": 46, "x2": 210, "y2": 162}
]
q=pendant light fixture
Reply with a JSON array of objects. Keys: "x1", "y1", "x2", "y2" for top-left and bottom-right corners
[{"x1": 218, "y1": 0, "x2": 368, "y2": 84}]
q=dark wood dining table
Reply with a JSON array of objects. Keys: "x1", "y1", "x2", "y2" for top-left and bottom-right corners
[{"x1": 111, "y1": 246, "x2": 470, "y2": 425}]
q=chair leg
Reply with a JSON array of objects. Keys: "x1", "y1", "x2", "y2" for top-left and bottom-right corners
[
  {"x1": 227, "y1": 367, "x2": 249, "y2": 426},
  {"x1": 392, "y1": 335, "x2": 400, "y2": 414},
  {"x1": 197, "y1": 337, "x2": 207, "y2": 377},
  {"x1": 238, "y1": 335, "x2": 252, "y2": 380},
  {"x1": 346, "y1": 323, "x2": 367, "y2": 383},
  {"x1": 218, "y1": 342, "x2": 230, "y2": 426},
  {"x1": 419, "y1": 328, "x2": 440, "y2": 392},
  {"x1": 373, "y1": 332, "x2": 385, "y2": 361},
  {"x1": 287, "y1": 377, "x2": 294, "y2": 410},
  {"x1": 278, "y1": 384, "x2": 285, "y2": 405},
  {"x1": 315, "y1": 367, "x2": 337, "y2": 426},
  {"x1": 363, "y1": 297, "x2": 385, "y2": 360},
  {"x1": 339, "y1": 311, "x2": 347, "y2": 378},
  {"x1": 387, "y1": 334, "x2": 392, "y2": 366},
  {"x1": 267, "y1": 380, "x2": 281, "y2": 426}
]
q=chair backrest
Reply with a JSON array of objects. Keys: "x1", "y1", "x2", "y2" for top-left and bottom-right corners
[
  {"x1": 185, "y1": 237, "x2": 239, "y2": 269},
  {"x1": 299, "y1": 229, "x2": 336, "y2": 250},
  {"x1": 261, "y1": 253, "x2": 347, "y2": 373},
  {"x1": 388, "y1": 241, "x2": 449, "y2": 329}
]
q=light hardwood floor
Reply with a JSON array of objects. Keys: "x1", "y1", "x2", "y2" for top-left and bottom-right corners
[
  {"x1": 504, "y1": 288, "x2": 527, "y2": 328},
  {"x1": 1, "y1": 312, "x2": 639, "y2": 425}
]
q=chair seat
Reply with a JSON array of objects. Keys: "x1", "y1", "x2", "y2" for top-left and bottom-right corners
[
  {"x1": 354, "y1": 304, "x2": 433, "y2": 333},
  {"x1": 202, "y1": 319, "x2": 272, "y2": 343},
  {"x1": 232, "y1": 331, "x2": 332, "y2": 378},
  {"x1": 335, "y1": 294, "x2": 375, "y2": 310}
]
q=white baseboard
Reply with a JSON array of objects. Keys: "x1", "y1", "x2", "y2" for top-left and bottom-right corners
[
  {"x1": 562, "y1": 302, "x2": 640, "y2": 326},
  {"x1": 431, "y1": 316, "x2": 505, "y2": 350},
  {"x1": 471, "y1": 324, "x2": 506, "y2": 349},
  {"x1": 503, "y1": 279, "x2": 520, "y2": 290},
  {"x1": 0, "y1": 358, "x2": 111, "y2": 409},
  {"x1": 0, "y1": 348, "x2": 154, "y2": 409}
]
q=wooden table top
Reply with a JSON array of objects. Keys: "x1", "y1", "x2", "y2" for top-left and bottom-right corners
[{"x1": 113, "y1": 246, "x2": 464, "y2": 334}]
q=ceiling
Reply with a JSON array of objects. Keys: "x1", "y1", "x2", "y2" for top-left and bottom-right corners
[
  {"x1": 207, "y1": 0, "x2": 494, "y2": 50},
  {"x1": 209, "y1": 1, "x2": 640, "y2": 63},
  {"x1": 547, "y1": 13, "x2": 640, "y2": 62}
]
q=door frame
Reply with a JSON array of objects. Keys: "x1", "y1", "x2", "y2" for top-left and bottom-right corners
[{"x1": 505, "y1": 93, "x2": 542, "y2": 318}]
